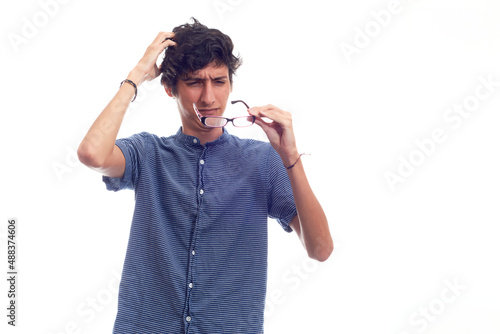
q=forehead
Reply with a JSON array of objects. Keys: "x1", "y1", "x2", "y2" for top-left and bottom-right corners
[{"x1": 184, "y1": 62, "x2": 229, "y2": 79}]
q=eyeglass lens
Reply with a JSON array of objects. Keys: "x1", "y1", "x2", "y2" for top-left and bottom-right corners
[
  {"x1": 195, "y1": 100, "x2": 254, "y2": 128},
  {"x1": 231, "y1": 116, "x2": 255, "y2": 127},
  {"x1": 204, "y1": 117, "x2": 228, "y2": 127}
]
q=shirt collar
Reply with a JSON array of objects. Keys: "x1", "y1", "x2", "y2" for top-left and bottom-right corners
[{"x1": 174, "y1": 127, "x2": 230, "y2": 147}]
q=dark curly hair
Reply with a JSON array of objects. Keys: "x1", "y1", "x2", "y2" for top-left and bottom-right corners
[{"x1": 160, "y1": 18, "x2": 242, "y2": 95}]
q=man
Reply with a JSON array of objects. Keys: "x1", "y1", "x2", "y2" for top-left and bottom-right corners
[{"x1": 78, "y1": 18, "x2": 333, "y2": 334}]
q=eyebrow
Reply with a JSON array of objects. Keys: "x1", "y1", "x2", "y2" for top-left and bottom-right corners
[{"x1": 181, "y1": 76, "x2": 228, "y2": 82}]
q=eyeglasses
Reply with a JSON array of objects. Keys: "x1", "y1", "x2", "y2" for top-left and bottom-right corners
[{"x1": 193, "y1": 100, "x2": 256, "y2": 128}]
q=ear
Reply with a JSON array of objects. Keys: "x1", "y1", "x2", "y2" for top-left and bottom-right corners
[{"x1": 164, "y1": 86, "x2": 174, "y2": 98}]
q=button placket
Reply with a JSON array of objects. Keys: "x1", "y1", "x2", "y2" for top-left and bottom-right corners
[
  {"x1": 199, "y1": 154, "x2": 206, "y2": 196},
  {"x1": 184, "y1": 149, "x2": 207, "y2": 328}
]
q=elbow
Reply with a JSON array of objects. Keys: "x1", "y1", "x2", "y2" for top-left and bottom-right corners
[
  {"x1": 309, "y1": 241, "x2": 334, "y2": 263},
  {"x1": 77, "y1": 142, "x2": 103, "y2": 169}
]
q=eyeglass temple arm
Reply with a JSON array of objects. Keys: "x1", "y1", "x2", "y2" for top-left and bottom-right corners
[
  {"x1": 193, "y1": 103, "x2": 203, "y2": 121},
  {"x1": 231, "y1": 100, "x2": 250, "y2": 109}
]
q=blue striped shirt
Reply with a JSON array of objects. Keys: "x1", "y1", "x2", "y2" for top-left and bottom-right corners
[{"x1": 103, "y1": 128, "x2": 297, "y2": 334}]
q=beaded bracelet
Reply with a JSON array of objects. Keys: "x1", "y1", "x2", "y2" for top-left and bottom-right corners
[
  {"x1": 286, "y1": 153, "x2": 310, "y2": 170},
  {"x1": 120, "y1": 79, "x2": 138, "y2": 102}
]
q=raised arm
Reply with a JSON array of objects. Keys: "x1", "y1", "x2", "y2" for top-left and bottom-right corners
[
  {"x1": 77, "y1": 32, "x2": 176, "y2": 177},
  {"x1": 248, "y1": 105, "x2": 334, "y2": 262}
]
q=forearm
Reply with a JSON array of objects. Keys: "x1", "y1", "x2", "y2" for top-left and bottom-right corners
[
  {"x1": 286, "y1": 157, "x2": 333, "y2": 262},
  {"x1": 246, "y1": 104, "x2": 333, "y2": 260},
  {"x1": 77, "y1": 69, "x2": 143, "y2": 167}
]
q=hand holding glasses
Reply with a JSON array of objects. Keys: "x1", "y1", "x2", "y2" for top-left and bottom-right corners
[{"x1": 193, "y1": 100, "x2": 256, "y2": 128}]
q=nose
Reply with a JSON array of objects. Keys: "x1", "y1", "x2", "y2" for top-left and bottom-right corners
[{"x1": 200, "y1": 82, "x2": 215, "y2": 106}]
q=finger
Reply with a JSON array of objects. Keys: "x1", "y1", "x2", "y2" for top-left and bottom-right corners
[
  {"x1": 249, "y1": 105, "x2": 280, "y2": 118},
  {"x1": 154, "y1": 31, "x2": 175, "y2": 44},
  {"x1": 248, "y1": 107, "x2": 270, "y2": 122},
  {"x1": 253, "y1": 116, "x2": 271, "y2": 129},
  {"x1": 143, "y1": 34, "x2": 176, "y2": 59},
  {"x1": 160, "y1": 39, "x2": 177, "y2": 49},
  {"x1": 161, "y1": 37, "x2": 177, "y2": 47},
  {"x1": 249, "y1": 105, "x2": 290, "y2": 125},
  {"x1": 149, "y1": 33, "x2": 176, "y2": 52},
  {"x1": 149, "y1": 36, "x2": 176, "y2": 58},
  {"x1": 253, "y1": 118, "x2": 276, "y2": 140},
  {"x1": 158, "y1": 35, "x2": 177, "y2": 50}
]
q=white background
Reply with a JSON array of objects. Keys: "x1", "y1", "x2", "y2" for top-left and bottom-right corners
[{"x1": 1, "y1": 0, "x2": 500, "y2": 333}]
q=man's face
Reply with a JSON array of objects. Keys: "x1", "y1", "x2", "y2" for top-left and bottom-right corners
[{"x1": 168, "y1": 62, "x2": 232, "y2": 132}]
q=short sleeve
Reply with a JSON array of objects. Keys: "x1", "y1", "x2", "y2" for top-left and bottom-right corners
[
  {"x1": 102, "y1": 132, "x2": 151, "y2": 192},
  {"x1": 267, "y1": 146, "x2": 297, "y2": 233}
]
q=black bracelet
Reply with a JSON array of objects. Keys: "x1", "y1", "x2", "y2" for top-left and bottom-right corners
[
  {"x1": 286, "y1": 153, "x2": 310, "y2": 170},
  {"x1": 120, "y1": 79, "x2": 138, "y2": 102}
]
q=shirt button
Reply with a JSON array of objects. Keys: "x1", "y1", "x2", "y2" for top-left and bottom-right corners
[
  {"x1": 192, "y1": 250, "x2": 196, "y2": 256},
  {"x1": 199, "y1": 189, "x2": 204, "y2": 195},
  {"x1": 189, "y1": 283, "x2": 193, "y2": 288},
  {"x1": 200, "y1": 159, "x2": 205, "y2": 165},
  {"x1": 193, "y1": 139, "x2": 198, "y2": 144},
  {"x1": 186, "y1": 316, "x2": 192, "y2": 322}
]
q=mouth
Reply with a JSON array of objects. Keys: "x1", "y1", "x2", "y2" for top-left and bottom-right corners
[{"x1": 197, "y1": 107, "x2": 219, "y2": 116}]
